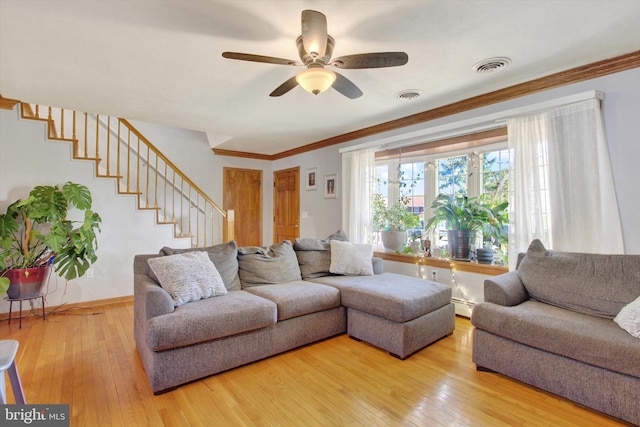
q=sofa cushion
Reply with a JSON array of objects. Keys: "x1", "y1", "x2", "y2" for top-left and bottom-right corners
[
  {"x1": 160, "y1": 240, "x2": 241, "y2": 291},
  {"x1": 146, "y1": 290, "x2": 277, "y2": 351},
  {"x1": 238, "y1": 241, "x2": 302, "y2": 286},
  {"x1": 517, "y1": 239, "x2": 640, "y2": 319},
  {"x1": 329, "y1": 240, "x2": 373, "y2": 276},
  {"x1": 310, "y1": 273, "x2": 451, "y2": 323},
  {"x1": 147, "y1": 252, "x2": 228, "y2": 307},
  {"x1": 294, "y1": 230, "x2": 349, "y2": 279},
  {"x1": 614, "y1": 295, "x2": 640, "y2": 338},
  {"x1": 244, "y1": 281, "x2": 340, "y2": 321},
  {"x1": 472, "y1": 300, "x2": 640, "y2": 379}
]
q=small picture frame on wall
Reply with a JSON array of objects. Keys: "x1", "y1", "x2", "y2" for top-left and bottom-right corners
[
  {"x1": 324, "y1": 174, "x2": 337, "y2": 199},
  {"x1": 306, "y1": 168, "x2": 317, "y2": 191}
]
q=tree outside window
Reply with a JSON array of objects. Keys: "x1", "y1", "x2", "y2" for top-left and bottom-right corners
[{"x1": 438, "y1": 155, "x2": 467, "y2": 196}]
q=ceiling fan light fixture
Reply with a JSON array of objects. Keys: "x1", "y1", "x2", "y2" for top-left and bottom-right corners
[{"x1": 296, "y1": 67, "x2": 336, "y2": 95}]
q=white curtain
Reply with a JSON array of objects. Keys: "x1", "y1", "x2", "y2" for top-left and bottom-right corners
[
  {"x1": 507, "y1": 98, "x2": 624, "y2": 269},
  {"x1": 341, "y1": 148, "x2": 376, "y2": 243}
]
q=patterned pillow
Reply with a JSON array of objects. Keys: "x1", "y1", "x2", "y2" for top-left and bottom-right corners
[
  {"x1": 147, "y1": 251, "x2": 228, "y2": 306},
  {"x1": 160, "y1": 241, "x2": 241, "y2": 291},
  {"x1": 329, "y1": 240, "x2": 373, "y2": 276},
  {"x1": 614, "y1": 295, "x2": 640, "y2": 338}
]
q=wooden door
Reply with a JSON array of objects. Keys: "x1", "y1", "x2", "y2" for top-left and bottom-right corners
[
  {"x1": 273, "y1": 167, "x2": 300, "y2": 243},
  {"x1": 223, "y1": 167, "x2": 262, "y2": 247}
]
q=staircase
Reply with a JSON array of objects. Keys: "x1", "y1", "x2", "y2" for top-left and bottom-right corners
[{"x1": 18, "y1": 102, "x2": 233, "y2": 248}]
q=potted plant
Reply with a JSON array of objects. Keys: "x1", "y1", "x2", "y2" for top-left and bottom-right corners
[
  {"x1": 408, "y1": 229, "x2": 423, "y2": 254},
  {"x1": 0, "y1": 182, "x2": 102, "y2": 299},
  {"x1": 372, "y1": 193, "x2": 421, "y2": 252},
  {"x1": 475, "y1": 194, "x2": 509, "y2": 264},
  {"x1": 425, "y1": 193, "x2": 507, "y2": 260}
]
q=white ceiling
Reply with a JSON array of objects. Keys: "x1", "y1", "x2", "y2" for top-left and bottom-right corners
[{"x1": 1, "y1": 0, "x2": 639, "y2": 156}]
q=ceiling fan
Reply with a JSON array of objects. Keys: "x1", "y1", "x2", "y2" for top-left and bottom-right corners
[{"x1": 222, "y1": 10, "x2": 408, "y2": 99}]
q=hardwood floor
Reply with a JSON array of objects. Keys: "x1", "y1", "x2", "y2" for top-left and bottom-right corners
[{"x1": 0, "y1": 300, "x2": 631, "y2": 426}]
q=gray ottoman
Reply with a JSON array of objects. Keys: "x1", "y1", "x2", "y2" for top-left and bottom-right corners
[{"x1": 310, "y1": 273, "x2": 455, "y2": 359}]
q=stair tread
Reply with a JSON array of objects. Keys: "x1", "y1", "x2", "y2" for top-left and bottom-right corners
[{"x1": 49, "y1": 136, "x2": 75, "y2": 143}]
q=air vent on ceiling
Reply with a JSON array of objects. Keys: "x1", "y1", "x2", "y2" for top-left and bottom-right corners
[
  {"x1": 473, "y1": 57, "x2": 511, "y2": 74},
  {"x1": 395, "y1": 89, "x2": 422, "y2": 101}
]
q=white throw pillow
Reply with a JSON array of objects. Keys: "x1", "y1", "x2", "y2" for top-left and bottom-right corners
[
  {"x1": 614, "y1": 295, "x2": 640, "y2": 339},
  {"x1": 147, "y1": 251, "x2": 228, "y2": 306},
  {"x1": 329, "y1": 240, "x2": 373, "y2": 276}
]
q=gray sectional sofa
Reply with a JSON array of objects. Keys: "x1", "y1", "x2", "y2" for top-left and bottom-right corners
[
  {"x1": 134, "y1": 234, "x2": 454, "y2": 394},
  {"x1": 472, "y1": 240, "x2": 640, "y2": 425}
]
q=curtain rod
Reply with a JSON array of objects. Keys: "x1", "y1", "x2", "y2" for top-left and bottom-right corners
[{"x1": 339, "y1": 90, "x2": 604, "y2": 154}]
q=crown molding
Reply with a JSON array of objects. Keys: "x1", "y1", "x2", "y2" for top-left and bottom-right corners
[
  {"x1": 211, "y1": 148, "x2": 273, "y2": 161},
  {"x1": 213, "y1": 49, "x2": 640, "y2": 161}
]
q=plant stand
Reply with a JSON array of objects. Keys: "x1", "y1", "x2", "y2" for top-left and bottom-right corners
[{"x1": 4, "y1": 293, "x2": 45, "y2": 329}]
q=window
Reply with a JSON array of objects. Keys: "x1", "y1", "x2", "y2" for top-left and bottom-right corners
[
  {"x1": 375, "y1": 161, "x2": 426, "y2": 226},
  {"x1": 375, "y1": 163, "x2": 389, "y2": 204},
  {"x1": 373, "y1": 132, "x2": 511, "y2": 258},
  {"x1": 399, "y1": 161, "x2": 425, "y2": 221},
  {"x1": 438, "y1": 155, "x2": 467, "y2": 196},
  {"x1": 482, "y1": 149, "x2": 510, "y2": 204}
]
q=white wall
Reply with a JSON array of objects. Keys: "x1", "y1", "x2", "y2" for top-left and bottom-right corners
[{"x1": 2, "y1": 66, "x2": 638, "y2": 313}]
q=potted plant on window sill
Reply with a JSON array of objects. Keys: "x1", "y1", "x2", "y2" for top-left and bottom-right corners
[
  {"x1": 372, "y1": 193, "x2": 421, "y2": 252},
  {"x1": 476, "y1": 194, "x2": 509, "y2": 264},
  {"x1": 0, "y1": 182, "x2": 102, "y2": 299},
  {"x1": 425, "y1": 193, "x2": 507, "y2": 261}
]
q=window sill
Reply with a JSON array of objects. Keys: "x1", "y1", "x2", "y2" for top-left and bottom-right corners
[{"x1": 373, "y1": 251, "x2": 509, "y2": 276}]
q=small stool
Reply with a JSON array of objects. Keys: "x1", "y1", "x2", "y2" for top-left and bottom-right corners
[
  {"x1": 0, "y1": 340, "x2": 26, "y2": 404},
  {"x1": 5, "y1": 293, "x2": 46, "y2": 329}
]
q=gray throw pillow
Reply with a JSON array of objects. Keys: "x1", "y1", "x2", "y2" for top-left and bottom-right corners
[
  {"x1": 294, "y1": 230, "x2": 349, "y2": 279},
  {"x1": 517, "y1": 239, "x2": 640, "y2": 319},
  {"x1": 238, "y1": 241, "x2": 302, "y2": 286},
  {"x1": 160, "y1": 241, "x2": 241, "y2": 291}
]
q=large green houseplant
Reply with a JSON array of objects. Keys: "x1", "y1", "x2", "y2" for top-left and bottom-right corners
[
  {"x1": 0, "y1": 182, "x2": 102, "y2": 298},
  {"x1": 425, "y1": 193, "x2": 508, "y2": 260},
  {"x1": 372, "y1": 193, "x2": 421, "y2": 252}
]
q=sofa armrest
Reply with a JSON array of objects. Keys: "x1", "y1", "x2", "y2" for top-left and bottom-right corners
[
  {"x1": 484, "y1": 271, "x2": 528, "y2": 306},
  {"x1": 134, "y1": 273, "x2": 174, "y2": 320}
]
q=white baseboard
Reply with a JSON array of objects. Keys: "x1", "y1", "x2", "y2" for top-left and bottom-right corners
[{"x1": 452, "y1": 297, "x2": 475, "y2": 318}]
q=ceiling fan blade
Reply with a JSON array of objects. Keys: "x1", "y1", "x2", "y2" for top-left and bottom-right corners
[
  {"x1": 269, "y1": 76, "x2": 299, "y2": 97},
  {"x1": 222, "y1": 52, "x2": 302, "y2": 66},
  {"x1": 331, "y1": 52, "x2": 408, "y2": 69},
  {"x1": 332, "y1": 72, "x2": 363, "y2": 99},
  {"x1": 301, "y1": 10, "x2": 327, "y2": 57}
]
